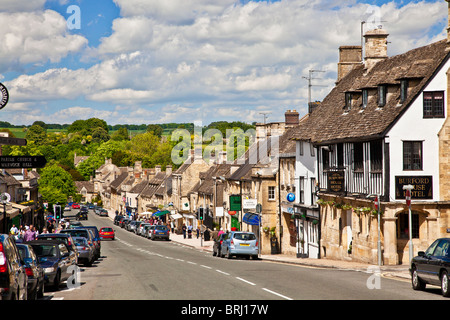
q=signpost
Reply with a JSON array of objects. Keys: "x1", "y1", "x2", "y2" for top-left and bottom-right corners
[
  {"x1": 403, "y1": 184, "x2": 414, "y2": 263},
  {"x1": 0, "y1": 137, "x2": 27, "y2": 146},
  {"x1": 0, "y1": 156, "x2": 47, "y2": 168},
  {"x1": 1, "y1": 192, "x2": 10, "y2": 234}
]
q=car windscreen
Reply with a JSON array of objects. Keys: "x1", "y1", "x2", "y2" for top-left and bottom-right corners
[
  {"x1": 101, "y1": 228, "x2": 113, "y2": 232},
  {"x1": 234, "y1": 233, "x2": 256, "y2": 241},
  {"x1": 62, "y1": 230, "x2": 89, "y2": 238},
  {"x1": 30, "y1": 244, "x2": 57, "y2": 257},
  {"x1": 155, "y1": 226, "x2": 167, "y2": 230}
]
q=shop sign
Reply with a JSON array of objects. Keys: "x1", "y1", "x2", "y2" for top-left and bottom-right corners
[
  {"x1": 395, "y1": 176, "x2": 433, "y2": 200},
  {"x1": 327, "y1": 170, "x2": 345, "y2": 193}
]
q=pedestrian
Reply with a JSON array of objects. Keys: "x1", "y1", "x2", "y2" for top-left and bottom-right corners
[
  {"x1": 196, "y1": 227, "x2": 200, "y2": 239},
  {"x1": 41, "y1": 228, "x2": 49, "y2": 234},
  {"x1": 23, "y1": 225, "x2": 36, "y2": 242},
  {"x1": 170, "y1": 220, "x2": 174, "y2": 233},
  {"x1": 10, "y1": 224, "x2": 18, "y2": 236},
  {"x1": 182, "y1": 224, "x2": 187, "y2": 239},
  {"x1": 187, "y1": 224, "x2": 193, "y2": 239}
]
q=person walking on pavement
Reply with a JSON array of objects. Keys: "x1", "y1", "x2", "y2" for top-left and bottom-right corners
[
  {"x1": 182, "y1": 224, "x2": 187, "y2": 239},
  {"x1": 23, "y1": 225, "x2": 36, "y2": 242}
]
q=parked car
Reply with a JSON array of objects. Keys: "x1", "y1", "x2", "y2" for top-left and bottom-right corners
[
  {"x1": 114, "y1": 215, "x2": 124, "y2": 226},
  {"x1": 120, "y1": 218, "x2": 130, "y2": 229},
  {"x1": 77, "y1": 226, "x2": 101, "y2": 259},
  {"x1": 127, "y1": 220, "x2": 138, "y2": 232},
  {"x1": 0, "y1": 234, "x2": 28, "y2": 300},
  {"x1": 71, "y1": 203, "x2": 80, "y2": 209},
  {"x1": 99, "y1": 227, "x2": 115, "y2": 240},
  {"x1": 25, "y1": 240, "x2": 77, "y2": 291},
  {"x1": 60, "y1": 228, "x2": 97, "y2": 260},
  {"x1": 212, "y1": 233, "x2": 228, "y2": 257},
  {"x1": 69, "y1": 221, "x2": 83, "y2": 228},
  {"x1": 411, "y1": 238, "x2": 450, "y2": 297},
  {"x1": 138, "y1": 223, "x2": 151, "y2": 236},
  {"x1": 72, "y1": 237, "x2": 94, "y2": 267},
  {"x1": 134, "y1": 221, "x2": 143, "y2": 234},
  {"x1": 144, "y1": 225, "x2": 156, "y2": 239},
  {"x1": 99, "y1": 209, "x2": 109, "y2": 217},
  {"x1": 150, "y1": 225, "x2": 170, "y2": 241},
  {"x1": 221, "y1": 231, "x2": 259, "y2": 260},
  {"x1": 64, "y1": 205, "x2": 71, "y2": 211},
  {"x1": 16, "y1": 243, "x2": 45, "y2": 300},
  {"x1": 36, "y1": 233, "x2": 78, "y2": 263}
]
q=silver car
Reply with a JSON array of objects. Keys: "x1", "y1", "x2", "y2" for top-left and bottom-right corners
[
  {"x1": 72, "y1": 237, "x2": 94, "y2": 267},
  {"x1": 221, "y1": 231, "x2": 259, "y2": 260},
  {"x1": 138, "y1": 223, "x2": 151, "y2": 236}
]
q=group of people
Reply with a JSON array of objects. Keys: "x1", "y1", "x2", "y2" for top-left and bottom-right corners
[{"x1": 9, "y1": 224, "x2": 41, "y2": 242}]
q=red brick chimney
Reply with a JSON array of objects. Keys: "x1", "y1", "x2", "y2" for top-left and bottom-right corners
[{"x1": 285, "y1": 109, "x2": 299, "y2": 127}]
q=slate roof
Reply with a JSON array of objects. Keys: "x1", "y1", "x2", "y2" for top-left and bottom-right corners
[{"x1": 291, "y1": 39, "x2": 450, "y2": 144}]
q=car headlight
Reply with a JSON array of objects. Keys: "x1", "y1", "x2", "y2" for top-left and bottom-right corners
[{"x1": 44, "y1": 267, "x2": 56, "y2": 273}]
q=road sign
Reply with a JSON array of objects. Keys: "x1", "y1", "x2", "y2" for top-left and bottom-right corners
[
  {"x1": 0, "y1": 156, "x2": 47, "y2": 168},
  {"x1": 0, "y1": 192, "x2": 10, "y2": 203},
  {"x1": 0, "y1": 137, "x2": 27, "y2": 146},
  {"x1": 0, "y1": 83, "x2": 9, "y2": 110}
]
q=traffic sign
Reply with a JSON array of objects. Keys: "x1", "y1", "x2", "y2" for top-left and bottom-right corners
[
  {"x1": 0, "y1": 156, "x2": 47, "y2": 168},
  {"x1": 0, "y1": 137, "x2": 27, "y2": 146}
]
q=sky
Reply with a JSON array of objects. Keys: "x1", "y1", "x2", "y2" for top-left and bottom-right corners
[{"x1": 0, "y1": 0, "x2": 447, "y2": 126}]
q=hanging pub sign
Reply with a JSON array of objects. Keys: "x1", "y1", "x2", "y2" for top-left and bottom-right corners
[
  {"x1": 327, "y1": 170, "x2": 345, "y2": 193},
  {"x1": 395, "y1": 176, "x2": 433, "y2": 200},
  {"x1": 0, "y1": 83, "x2": 9, "y2": 110},
  {"x1": 229, "y1": 195, "x2": 242, "y2": 211}
]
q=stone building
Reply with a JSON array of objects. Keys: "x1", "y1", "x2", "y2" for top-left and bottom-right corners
[{"x1": 292, "y1": 14, "x2": 450, "y2": 265}]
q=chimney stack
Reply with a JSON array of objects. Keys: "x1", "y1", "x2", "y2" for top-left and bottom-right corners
[
  {"x1": 364, "y1": 27, "x2": 389, "y2": 71},
  {"x1": 337, "y1": 46, "x2": 362, "y2": 83},
  {"x1": 285, "y1": 109, "x2": 299, "y2": 127}
]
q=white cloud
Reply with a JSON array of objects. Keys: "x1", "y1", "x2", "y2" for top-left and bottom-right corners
[
  {"x1": 0, "y1": 10, "x2": 88, "y2": 72},
  {"x1": 3, "y1": 0, "x2": 448, "y2": 125},
  {"x1": 0, "y1": 0, "x2": 46, "y2": 12}
]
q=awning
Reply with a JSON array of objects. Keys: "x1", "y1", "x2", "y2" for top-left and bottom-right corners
[
  {"x1": 11, "y1": 203, "x2": 31, "y2": 214},
  {"x1": 170, "y1": 213, "x2": 183, "y2": 219},
  {"x1": 153, "y1": 210, "x2": 170, "y2": 217},
  {"x1": 243, "y1": 212, "x2": 260, "y2": 226}
]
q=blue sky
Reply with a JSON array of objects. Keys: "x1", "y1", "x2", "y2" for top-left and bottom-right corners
[{"x1": 0, "y1": 0, "x2": 447, "y2": 125}]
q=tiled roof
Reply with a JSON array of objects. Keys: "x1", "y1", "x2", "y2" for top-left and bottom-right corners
[{"x1": 291, "y1": 39, "x2": 450, "y2": 144}]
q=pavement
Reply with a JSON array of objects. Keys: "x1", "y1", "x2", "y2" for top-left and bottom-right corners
[{"x1": 167, "y1": 231, "x2": 412, "y2": 282}]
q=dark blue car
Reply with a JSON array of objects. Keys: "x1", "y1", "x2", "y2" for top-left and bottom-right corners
[
  {"x1": 16, "y1": 243, "x2": 45, "y2": 300},
  {"x1": 411, "y1": 238, "x2": 450, "y2": 297}
]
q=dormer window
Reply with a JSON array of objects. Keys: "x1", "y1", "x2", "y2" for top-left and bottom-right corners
[
  {"x1": 400, "y1": 80, "x2": 408, "y2": 103},
  {"x1": 362, "y1": 89, "x2": 368, "y2": 109},
  {"x1": 378, "y1": 85, "x2": 387, "y2": 107},
  {"x1": 345, "y1": 92, "x2": 352, "y2": 110}
]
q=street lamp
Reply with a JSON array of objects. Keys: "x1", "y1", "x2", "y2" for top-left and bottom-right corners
[{"x1": 403, "y1": 184, "x2": 414, "y2": 263}]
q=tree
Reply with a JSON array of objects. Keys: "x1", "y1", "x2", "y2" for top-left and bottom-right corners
[
  {"x1": 146, "y1": 124, "x2": 163, "y2": 137},
  {"x1": 25, "y1": 124, "x2": 47, "y2": 145},
  {"x1": 39, "y1": 164, "x2": 76, "y2": 207}
]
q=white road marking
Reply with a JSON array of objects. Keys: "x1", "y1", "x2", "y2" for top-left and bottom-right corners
[
  {"x1": 262, "y1": 288, "x2": 293, "y2": 300},
  {"x1": 216, "y1": 269, "x2": 230, "y2": 275},
  {"x1": 236, "y1": 277, "x2": 256, "y2": 286}
]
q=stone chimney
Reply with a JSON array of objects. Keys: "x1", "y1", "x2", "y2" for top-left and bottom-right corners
[
  {"x1": 364, "y1": 27, "x2": 388, "y2": 71},
  {"x1": 285, "y1": 109, "x2": 299, "y2": 127},
  {"x1": 155, "y1": 165, "x2": 161, "y2": 174},
  {"x1": 337, "y1": 45, "x2": 362, "y2": 83},
  {"x1": 165, "y1": 165, "x2": 172, "y2": 176}
]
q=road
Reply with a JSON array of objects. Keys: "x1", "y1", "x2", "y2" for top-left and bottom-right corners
[{"x1": 43, "y1": 208, "x2": 448, "y2": 303}]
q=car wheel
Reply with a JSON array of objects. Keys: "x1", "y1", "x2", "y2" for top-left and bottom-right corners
[
  {"x1": 37, "y1": 282, "x2": 44, "y2": 299},
  {"x1": 213, "y1": 247, "x2": 217, "y2": 256},
  {"x1": 441, "y1": 271, "x2": 450, "y2": 297},
  {"x1": 226, "y1": 249, "x2": 232, "y2": 259},
  {"x1": 411, "y1": 267, "x2": 426, "y2": 291},
  {"x1": 53, "y1": 270, "x2": 61, "y2": 291}
]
